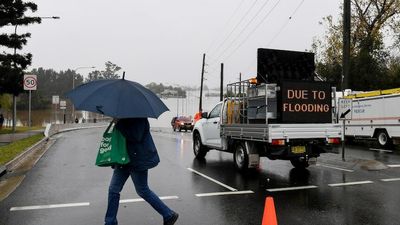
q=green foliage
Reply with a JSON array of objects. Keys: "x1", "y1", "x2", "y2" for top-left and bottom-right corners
[
  {"x1": 0, "y1": 94, "x2": 12, "y2": 111},
  {"x1": 145, "y1": 82, "x2": 186, "y2": 97},
  {"x1": 0, "y1": 0, "x2": 41, "y2": 96},
  {"x1": 16, "y1": 68, "x2": 84, "y2": 110},
  {"x1": 86, "y1": 61, "x2": 121, "y2": 82},
  {"x1": 0, "y1": 133, "x2": 44, "y2": 165},
  {"x1": 313, "y1": 0, "x2": 400, "y2": 91}
]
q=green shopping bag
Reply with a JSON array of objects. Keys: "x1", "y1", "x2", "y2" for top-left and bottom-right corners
[{"x1": 95, "y1": 122, "x2": 130, "y2": 167}]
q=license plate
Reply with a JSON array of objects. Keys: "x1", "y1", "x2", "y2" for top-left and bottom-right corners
[{"x1": 291, "y1": 146, "x2": 306, "y2": 154}]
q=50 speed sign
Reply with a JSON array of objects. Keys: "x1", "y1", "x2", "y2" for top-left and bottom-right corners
[{"x1": 24, "y1": 74, "x2": 37, "y2": 90}]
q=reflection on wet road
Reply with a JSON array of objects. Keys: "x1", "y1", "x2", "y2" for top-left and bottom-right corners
[{"x1": 1, "y1": 128, "x2": 400, "y2": 225}]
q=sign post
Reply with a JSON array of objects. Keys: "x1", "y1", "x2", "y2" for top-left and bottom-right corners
[
  {"x1": 52, "y1": 95, "x2": 60, "y2": 124},
  {"x1": 338, "y1": 98, "x2": 353, "y2": 161},
  {"x1": 23, "y1": 74, "x2": 37, "y2": 127},
  {"x1": 60, "y1": 100, "x2": 67, "y2": 124}
]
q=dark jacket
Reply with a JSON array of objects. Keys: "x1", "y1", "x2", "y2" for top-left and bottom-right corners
[{"x1": 115, "y1": 118, "x2": 160, "y2": 170}]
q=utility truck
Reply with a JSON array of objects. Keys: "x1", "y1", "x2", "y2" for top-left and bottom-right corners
[
  {"x1": 192, "y1": 49, "x2": 342, "y2": 171},
  {"x1": 340, "y1": 88, "x2": 400, "y2": 148}
]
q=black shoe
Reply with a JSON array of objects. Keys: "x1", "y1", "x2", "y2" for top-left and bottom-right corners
[{"x1": 164, "y1": 212, "x2": 179, "y2": 225}]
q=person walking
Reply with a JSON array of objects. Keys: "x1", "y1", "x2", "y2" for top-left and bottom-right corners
[{"x1": 104, "y1": 118, "x2": 179, "y2": 225}]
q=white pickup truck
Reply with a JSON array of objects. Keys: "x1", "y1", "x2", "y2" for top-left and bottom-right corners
[{"x1": 192, "y1": 79, "x2": 342, "y2": 171}]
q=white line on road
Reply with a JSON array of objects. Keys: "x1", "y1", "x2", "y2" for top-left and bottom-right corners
[
  {"x1": 119, "y1": 196, "x2": 179, "y2": 204},
  {"x1": 187, "y1": 168, "x2": 238, "y2": 191},
  {"x1": 387, "y1": 164, "x2": 400, "y2": 168},
  {"x1": 10, "y1": 202, "x2": 90, "y2": 211},
  {"x1": 196, "y1": 190, "x2": 254, "y2": 197},
  {"x1": 316, "y1": 163, "x2": 354, "y2": 172},
  {"x1": 369, "y1": 148, "x2": 393, "y2": 153},
  {"x1": 328, "y1": 181, "x2": 373, "y2": 187},
  {"x1": 266, "y1": 185, "x2": 318, "y2": 192},
  {"x1": 381, "y1": 178, "x2": 400, "y2": 182}
]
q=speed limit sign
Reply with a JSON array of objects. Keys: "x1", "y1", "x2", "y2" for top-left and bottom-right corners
[{"x1": 24, "y1": 74, "x2": 37, "y2": 91}]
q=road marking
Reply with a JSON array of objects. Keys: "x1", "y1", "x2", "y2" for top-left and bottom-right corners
[
  {"x1": 119, "y1": 196, "x2": 179, "y2": 203},
  {"x1": 187, "y1": 168, "x2": 238, "y2": 191},
  {"x1": 316, "y1": 163, "x2": 354, "y2": 172},
  {"x1": 387, "y1": 164, "x2": 400, "y2": 168},
  {"x1": 10, "y1": 202, "x2": 90, "y2": 211},
  {"x1": 328, "y1": 181, "x2": 373, "y2": 187},
  {"x1": 369, "y1": 148, "x2": 393, "y2": 153},
  {"x1": 195, "y1": 190, "x2": 254, "y2": 197},
  {"x1": 266, "y1": 185, "x2": 318, "y2": 192},
  {"x1": 381, "y1": 178, "x2": 400, "y2": 182}
]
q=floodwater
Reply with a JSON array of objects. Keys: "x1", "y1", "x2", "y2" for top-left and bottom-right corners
[{"x1": 2, "y1": 90, "x2": 221, "y2": 128}]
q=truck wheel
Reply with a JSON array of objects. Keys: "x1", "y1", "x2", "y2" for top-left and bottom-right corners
[
  {"x1": 234, "y1": 143, "x2": 249, "y2": 171},
  {"x1": 376, "y1": 130, "x2": 392, "y2": 148},
  {"x1": 290, "y1": 158, "x2": 309, "y2": 169},
  {"x1": 193, "y1": 133, "x2": 207, "y2": 159}
]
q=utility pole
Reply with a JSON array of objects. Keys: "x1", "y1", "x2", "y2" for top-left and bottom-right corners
[
  {"x1": 342, "y1": 0, "x2": 351, "y2": 161},
  {"x1": 220, "y1": 63, "x2": 224, "y2": 101},
  {"x1": 199, "y1": 53, "x2": 205, "y2": 112},
  {"x1": 239, "y1": 72, "x2": 242, "y2": 95},
  {"x1": 342, "y1": 0, "x2": 351, "y2": 91}
]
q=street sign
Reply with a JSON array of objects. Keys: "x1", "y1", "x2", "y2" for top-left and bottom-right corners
[
  {"x1": 60, "y1": 100, "x2": 67, "y2": 110},
  {"x1": 52, "y1": 95, "x2": 60, "y2": 104},
  {"x1": 23, "y1": 74, "x2": 37, "y2": 91},
  {"x1": 338, "y1": 98, "x2": 352, "y2": 120}
]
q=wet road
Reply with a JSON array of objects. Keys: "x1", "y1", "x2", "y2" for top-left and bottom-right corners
[{"x1": 1, "y1": 128, "x2": 400, "y2": 225}]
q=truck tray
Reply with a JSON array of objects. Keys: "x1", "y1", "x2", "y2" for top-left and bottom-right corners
[{"x1": 221, "y1": 123, "x2": 342, "y2": 142}]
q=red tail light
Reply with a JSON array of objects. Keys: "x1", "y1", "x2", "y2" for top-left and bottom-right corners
[
  {"x1": 271, "y1": 139, "x2": 285, "y2": 146},
  {"x1": 328, "y1": 138, "x2": 341, "y2": 144}
]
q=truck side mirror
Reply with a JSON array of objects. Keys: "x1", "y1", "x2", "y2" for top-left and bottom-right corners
[{"x1": 201, "y1": 112, "x2": 208, "y2": 119}]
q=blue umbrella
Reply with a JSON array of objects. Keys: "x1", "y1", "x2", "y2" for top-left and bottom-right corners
[{"x1": 65, "y1": 76, "x2": 169, "y2": 119}]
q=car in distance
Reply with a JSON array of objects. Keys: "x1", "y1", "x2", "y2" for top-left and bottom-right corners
[{"x1": 171, "y1": 116, "x2": 193, "y2": 132}]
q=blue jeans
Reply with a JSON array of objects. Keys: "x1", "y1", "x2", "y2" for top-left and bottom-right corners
[{"x1": 105, "y1": 167, "x2": 174, "y2": 225}]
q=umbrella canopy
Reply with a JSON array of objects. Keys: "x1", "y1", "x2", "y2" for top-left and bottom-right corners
[{"x1": 65, "y1": 78, "x2": 169, "y2": 119}]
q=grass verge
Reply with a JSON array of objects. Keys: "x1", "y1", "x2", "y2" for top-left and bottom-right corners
[
  {"x1": 0, "y1": 133, "x2": 44, "y2": 165},
  {"x1": 0, "y1": 126, "x2": 43, "y2": 135}
]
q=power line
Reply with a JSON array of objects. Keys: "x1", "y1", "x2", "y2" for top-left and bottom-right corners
[
  {"x1": 209, "y1": 0, "x2": 259, "y2": 57},
  {"x1": 221, "y1": 0, "x2": 282, "y2": 62},
  {"x1": 206, "y1": 0, "x2": 246, "y2": 53},
  {"x1": 240, "y1": 0, "x2": 305, "y2": 77},
  {"x1": 267, "y1": 0, "x2": 305, "y2": 46},
  {"x1": 211, "y1": 0, "x2": 271, "y2": 64}
]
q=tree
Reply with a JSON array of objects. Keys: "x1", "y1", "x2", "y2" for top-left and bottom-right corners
[
  {"x1": 0, "y1": 0, "x2": 41, "y2": 131},
  {"x1": 86, "y1": 61, "x2": 121, "y2": 82},
  {"x1": 312, "y1": 0, "x2": 400, "y2": 91},
  {"x1": 0, "y1": 0, "x2": 41, "y2": 95}
]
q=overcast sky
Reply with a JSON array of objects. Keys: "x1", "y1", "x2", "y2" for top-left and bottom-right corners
[{"x1": 15, "y1": 0, "x2": 341, "y2": 87}]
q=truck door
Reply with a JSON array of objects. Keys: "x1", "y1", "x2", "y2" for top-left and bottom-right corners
[{"x1": 203, "y1": 103, "x2": 222, "y2": 147}]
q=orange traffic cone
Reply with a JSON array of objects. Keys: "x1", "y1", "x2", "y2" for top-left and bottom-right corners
[{"x1": 261, "y1": 197, "x2": 278, "y2": 225}]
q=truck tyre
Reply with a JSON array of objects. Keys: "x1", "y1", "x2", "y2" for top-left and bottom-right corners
[
  {"x1": 193, "y1": 133, "x2": 207, "y2": 159},
  {"x1": 233, "y1": 142, "x2": 249, "y2": 171},
  {"x1": 290, "y1": 158, "x2": 309, "y2": 169},
  {"x1": 376, "y1": 130, "x2": 392, "y2": 148}
]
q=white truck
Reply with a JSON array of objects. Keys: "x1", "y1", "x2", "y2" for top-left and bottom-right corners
[
  {"x1": 340, "y1": 88, "x2": 400, "y2": 148},
  {"x1": 193, "y1": 77, "x2": 342, "y2": 171}
]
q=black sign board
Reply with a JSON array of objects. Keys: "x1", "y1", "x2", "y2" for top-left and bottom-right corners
[
  {"x1": 257, "y1": 48, "x2": 315, "y2": 84},
  {"x1": 278, "y1": 81, "x2": 332, "y2": 123}
]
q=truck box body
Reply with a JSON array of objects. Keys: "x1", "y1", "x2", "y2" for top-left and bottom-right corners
[{"x1": 342, "y1": 91, "x2": 400, "y2": 147}]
